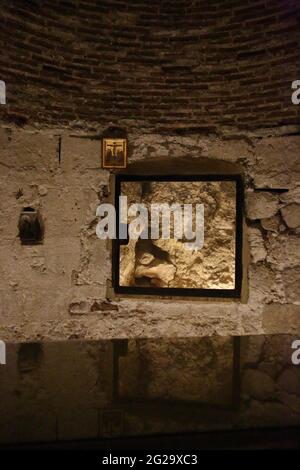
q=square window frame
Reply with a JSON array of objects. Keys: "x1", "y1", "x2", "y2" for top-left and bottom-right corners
[{"x1": 112, "y1": 174, "x2": 244, "y2": 298}]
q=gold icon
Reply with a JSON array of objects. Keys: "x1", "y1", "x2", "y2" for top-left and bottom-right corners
[{"x1": 102, "y1": 138, "x2": 127, "y2": 169}]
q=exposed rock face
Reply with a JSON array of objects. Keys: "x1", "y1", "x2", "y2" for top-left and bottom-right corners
[
  {"x1": 280, "y1": 187, "x2": 300, "y2": 205},
  {"x1": 135, "y1": 263, "x2": 176, "y2": 287},
  {"x1": 261, "y1": 215, "x2": 281, "y2": 233},
  {"x1": 247, "y1": 227, "x2": 266, "y2": 264},
  {"x1": 250, "y1": 137, "x2": 300, "y2": 189},
  {"x1": 267, "y1": 235, "x2": 300, "y2": 269},
  {"x1": 120, "y1": 181, "x2": 236, "y2": 289},
  {"x1": 282, "y1": 267, "x2": 300, "y2": 303}
]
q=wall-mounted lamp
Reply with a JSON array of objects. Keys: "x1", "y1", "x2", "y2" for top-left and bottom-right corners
[{"x1": 18, "y1": 207, "x2": 44, "y2": 245}]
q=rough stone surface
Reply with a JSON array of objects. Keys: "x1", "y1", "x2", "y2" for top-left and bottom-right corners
[
  {"x1": 120, "y1": 181, "x2": 236, "y2": 289},
  {"x1": 267, "y1": 234, "x2": 300, "y2": 269},
  {"x1": 246, "y1": 191, "x2": 278, "y2": 220},
  {"x1": 0, "y1": 127, "x2": 299, "y2": 341},
  {"x1": 248, "y1": 264, "x2": 284, "y2": 305},
  {"x1": 281, "y1": 203, "x2": 300, "y2": 229},
  {"x1": 282, "y1": 267, "x2": 300, "y2": 303},
  {"x1": 261, "y1": 215, "x2": 281, "y2": 233},
  {"x1": 250, "y1": 137, "x2": 300, "y2": 189},
  {"x1": 263, "y1": 305, "x2": 300, "y2": 334},
  {"x1": 247, "y1": 227, "x2": 266, "y2": 264},
  {"x1": 280, "y1": 187, "x2": 300, "y2": 205}
]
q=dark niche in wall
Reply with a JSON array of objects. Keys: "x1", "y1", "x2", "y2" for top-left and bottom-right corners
[
  {"x1": 112, "y1": 174, "x2": 243, "y2": 298},
  {"x1": 18, "y1": 207, "x2": 44, "y2": 245}
]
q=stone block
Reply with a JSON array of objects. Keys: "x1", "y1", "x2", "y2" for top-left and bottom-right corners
[
  {"x1": 281, "y1": 203, "x2": 300, "y2": 229},
  {"x1": 247, "y1": 227, "x2": 266, "y2": 263},
  {"x1": 282, "y1": 267, "x2": 300, "y2": 303},
  {"x1": 251, "y1": 137, "x2": 300, "y2": 189},
  {"x1": 246, "y1": 191, "x2": 278, "y2": 220},
  {"x1": 267, "y1": 234, "x2": 300, "y2": 269},
  {"x1": 261, "y1": 214, "x2": 281, "y2": 232},
  {"x1": 262, "y1": 304, "x2": 300, "y2": 334}
]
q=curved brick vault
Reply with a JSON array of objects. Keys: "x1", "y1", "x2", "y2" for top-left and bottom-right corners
[{"x1": 0, "y1": 0, "x2": 299, "y2": 131}]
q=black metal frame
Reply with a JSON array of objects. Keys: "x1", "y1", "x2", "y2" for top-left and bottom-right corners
[{"x1": 112, "y1": 174, "x2": 244, "y2": 298}]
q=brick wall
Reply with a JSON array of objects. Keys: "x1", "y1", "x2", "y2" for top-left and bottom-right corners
[{"x1": 0, "y1": 0, "x2": 299, "y2": 131}]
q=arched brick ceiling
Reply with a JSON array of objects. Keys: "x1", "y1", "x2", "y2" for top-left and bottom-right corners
[{"x1": 0, "y1": 0, "x2": 299, "y2": 132}]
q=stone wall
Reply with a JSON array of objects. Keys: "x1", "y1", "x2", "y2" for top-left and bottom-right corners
[
  {"x1": 0, "y1": 0, "x2": 299, "y2": 444},
  {"x1": 0, "y1": 126, "x2": 299, "y2": 342}
]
